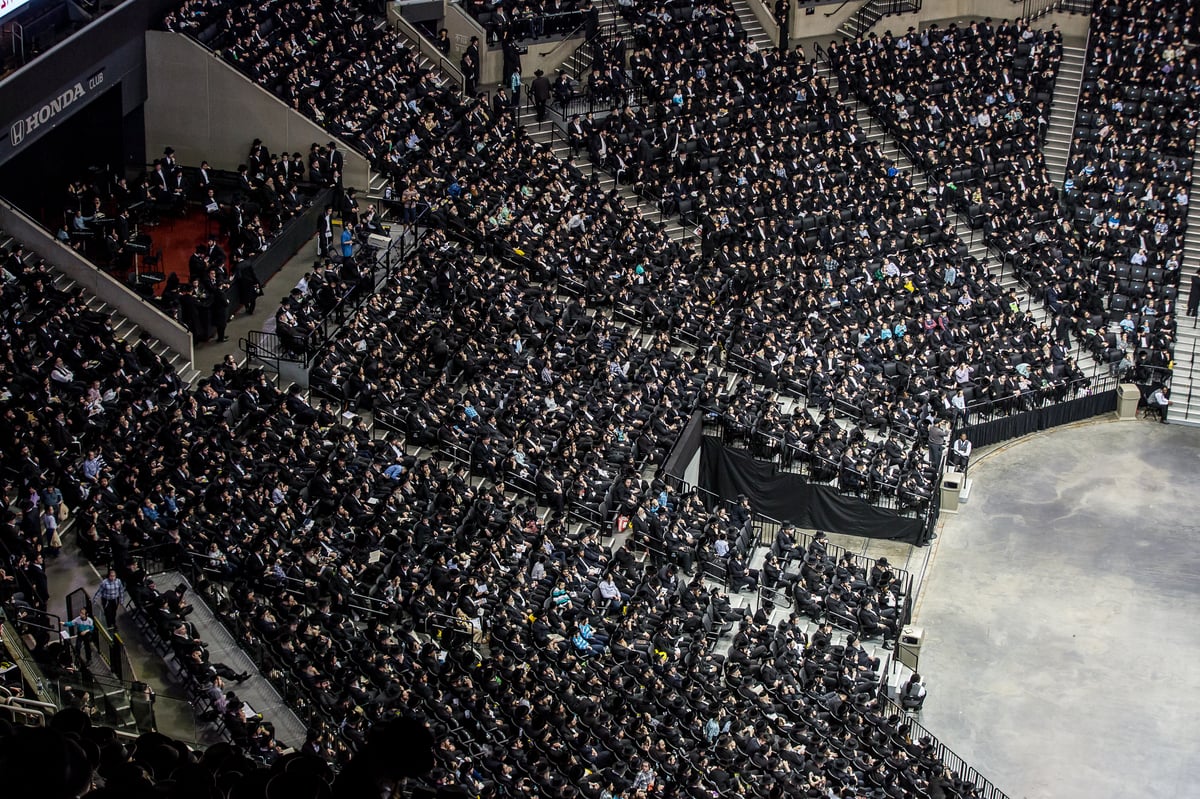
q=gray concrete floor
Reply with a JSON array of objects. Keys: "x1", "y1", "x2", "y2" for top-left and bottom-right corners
[{"x1": 912, "y1": 417, "x2": 1200, "y2": 799}]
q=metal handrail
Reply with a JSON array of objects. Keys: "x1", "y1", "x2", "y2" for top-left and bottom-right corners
[
  {"x1": 570, "y1": 22, "x2": 618, "y2": 82},
  {"x1": 1060, "y1": 9, "x2": 1095, "y2": 195},
  {"x1": 244, "y1": 329, "x2": 311, "y2": 366},
  {"x1": 962, "y1": 373, "x2": 1106, "y2": 416},
  {"x1": 391, "y1": 10, "x2": 465, "y2": 88},
  {"x1": 840, "y1": 0, "x2": 921, "y2": 38},
  {"x1": 0, "y1": 701, "x2": 47, "y2": 727},
  {"x1": 879, "y1": 694, "x2": 1012, "y2": 799},
  {"x1": 1182, "y1": 336, "x2": 1197, "y2": 422},
  {"x1": 1021, "y1": 0, "x2": 1092, "y2": 19},
  {"x1": 0, "y1": 605, "x2": 57, "y2": 706},
  {"x1": 244, "y1": 231, "x2": 410, "y2": 370},
  {"x1": 702, "y1": 415, "x2": 932, "y2": 518}
]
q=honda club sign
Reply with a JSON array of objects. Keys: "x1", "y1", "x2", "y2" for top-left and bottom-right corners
[{"x1": 9, "y1": 69, "x2": 104, "y2": 148}]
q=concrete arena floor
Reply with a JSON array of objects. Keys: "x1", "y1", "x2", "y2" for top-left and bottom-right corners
[{"x1": 913, "y1": 418, "x2": 1200, "y2": 799}]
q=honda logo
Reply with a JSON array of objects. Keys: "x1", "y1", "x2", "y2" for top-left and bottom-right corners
[{"x1": 8, "y1": 79, "x2": 91, "y2": 151}]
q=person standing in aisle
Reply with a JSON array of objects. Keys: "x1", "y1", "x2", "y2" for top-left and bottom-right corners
[
  {"x1": 531, "y1": 69, "x2": 551, "y2": 123},
  {"x1": 68, "y1": 606, "x2": 96, "y2": 661},
  {"x1": 94, "y1": 568, "x2": 125, "y2": 631},
  {"x1": 341, "y1": 223, "x2": 355, "y2": 265},
  {"x1": 927, "y1": 419, "x2": 948, "y2": 467},
  {"x1": 461, "y1": 36, "x2": 480, "y2": 97}
]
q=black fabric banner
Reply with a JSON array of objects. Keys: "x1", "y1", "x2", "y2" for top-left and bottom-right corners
[
  {"x1": 698, "y1": 437, "x2": 925, "y2": 544},
  {"x1": 964, "y1": 388, "x2": 1117, "y2": 448}
]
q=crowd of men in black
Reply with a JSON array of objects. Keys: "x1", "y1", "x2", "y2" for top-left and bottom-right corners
[
  {"x1": 4, "y1": 297, "x2": 969, "y2": 791},
  {"x1": 166, "y1": 0, "x2": 465, "y2": 176},
  {"x1": 1, "y1": 227, "x2": 984, "y2": 796},
  {"x1": 1, "y1": 0, "x2": 1179, "y2": 794},
  {"x1": 54, "y1": 137, "x2": 327, "y2": 343},
  {"x1": 156, "y1": 0, "x2": 1176, "y2": 505},
  {"x1": 0, "y1": 704, "x2": 444, "y2": 799},
  {"x1": 575, "y1": 1, "x2": 1091, "y2": 440},
  {"x1": 1063, "y1": 0, "x2": 1197, "y2": 355},
  {"x1": 3, "y1": 22, "x2": 976, "y2": 785},
  {"x1": 833, "y1": 12, "x2": 1191, "y2": 395}
]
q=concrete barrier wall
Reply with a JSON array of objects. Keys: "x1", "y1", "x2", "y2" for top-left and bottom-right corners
[
  {"x1": 794, "y1": 0, "x2": 1089, "y2": 42},
  {"x1": 434, "y1": 2, "x2": 589, "y2": 88},
  {"x1": 743, "y1": 0, "x2": 781, "y2": 47},
  {"x1": 0, "y1": 199, "x2": 195, "y2": 367},
  {"x1": 143, "y1": 31, "x2": 371, "y2": 191}
]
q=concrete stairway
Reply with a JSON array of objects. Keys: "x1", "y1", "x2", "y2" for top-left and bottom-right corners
[
  {"x1": 835, "y1": 0, "x2": 886, "y2": 40},
  {"x1": 0, "y1": 230, "x2": 201, "y2": 385},
  {"x1": 732, "y1": 0, "x2": 774, "y2": 49},
  {"x1": 558, "y1": 0, "x2": 625, "y2": 80},
  {"x1": 1165, "y1": 153, "x2": 1200, "y2": 424},
  {"x1": 1044, "y1": 44, "x2": 1086, "y2": 186}
]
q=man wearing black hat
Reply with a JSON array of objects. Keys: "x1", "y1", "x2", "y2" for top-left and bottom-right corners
[
  {"x1": 461, "y1": 36, "x2": 480, "y2": 97},
  {"x1": 553, "y1": 70, "x2": 574, "y2": 113},
  {"x1": 492, "y1": 86, "x2": 511, "y2": 117},
  {"x1": 326, "y1": 141, "x2": 343, "y2": 179},
  {"x1": 531, "y1": 68, "x2": 552, "y2": 123}
]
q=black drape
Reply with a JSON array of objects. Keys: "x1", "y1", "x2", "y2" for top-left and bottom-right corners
[
  {"x1": 964, "y1": 388, "x2": 1117, "y2": 448},
  {"x1": 699, "y1": 437, "x2": 925, "y2": 544}
]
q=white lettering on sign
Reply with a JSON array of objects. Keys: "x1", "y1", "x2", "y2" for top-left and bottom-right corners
[{"x1": 10, "y1": 82, "x2": 89, "y2": 148}]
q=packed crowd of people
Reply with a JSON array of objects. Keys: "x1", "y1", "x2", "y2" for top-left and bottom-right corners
[
  {"x1": 1063, "y1": 0, "x2": 1198, "y2": 366},
  {"x1": 582, "y1": 0, "x2": 1094, "y2": 434},
  {"x1": 156, "y1": 0, "x2": 1155, "y2": 499},
  {"x1": 0, "y1": 704, "x2": 436, "y2": 799},
  {"x1": 0, "y1": 685, "x2": 957, "y2": 799},
  {"x1": 6, "y1": 0, "x2": 1190, "y2": 794},
  {"x1": 165, "y1": 0, "x2": 464, "y2": 173},
  {"x1": 54, "y1": 136, "x2": 325, "y2": 344},
  {"x1": 0, "y1": 273, "x2": 967, "y2": 797},
  {"x1": 309, "y1": 227, "x2": 700, "y2": 523},
  {"x1": 0, "y1": 234, "x2": 188, "y2": 599},
  {"x1": 832, "y1": 13, "x2": 1189, "y2": 395}
]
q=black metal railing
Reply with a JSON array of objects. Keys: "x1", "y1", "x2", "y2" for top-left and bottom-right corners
[
  {"x1": 391, "y1": 11, "x2": 465, "y2": 88},
  {"x1": 241, "y1": 233, "x2": 417, "y2": 370},
  {"x1": 842, "y1": 0, "x2": 922, "y2": 36},
  {"x1": 960, "y1": 372, "x2": 1112, "y2": 426},
  {"x1": 1177, "y1": 336, "x2": 1198, "y2": 424},
  {"x1": 1020, "y1": 0, "x2": 1092, "y2": 20},
  {"x1": 571, "y1": 22, "x2": 618, "y2": 82},
  {"x1": 880, "y1": 694, "x2": 1012, "y2": 799},
  {"x1": 243, "y1": 329, "x2": 309, "y2": 368}
]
